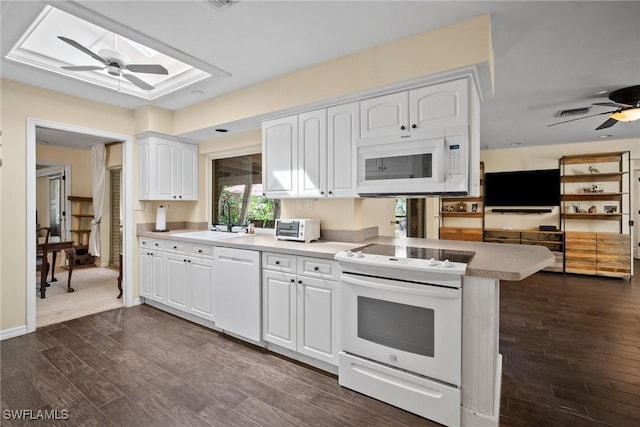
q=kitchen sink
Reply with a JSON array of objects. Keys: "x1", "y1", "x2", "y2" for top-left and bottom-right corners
[{"x1": 173, "y1": 230, "x2": 247, "y2": 241}]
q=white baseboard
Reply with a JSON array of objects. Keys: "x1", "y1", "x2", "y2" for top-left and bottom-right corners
[
  {"x1": 0, "y1": 325, "x2": 28, "y2": 341},
  {"x1": 461, "y1": 353, "x2": 502, "y2": 427},
  {"x1": 131, "y1": 298, "x2": 142, "y2": 306}
]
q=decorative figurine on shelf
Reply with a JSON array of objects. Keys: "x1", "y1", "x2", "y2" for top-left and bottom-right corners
[
  {"x1": 588, "y1": 205, "x2": 597, "y2": 214},
  {"x1": 456, "y1": 201, "x2": 467, "y2": 212},
  {"x1": 588, "y1": 166, "x2": 600, "y2": 174},
  {"x1": 591, "y1": 184, "x2": 604, "y2": 193},
  {"x1": 572, "y1": 203, "x2": 582, "y2": 213},
  {"x1": 471, "y1": 203, "x2": 478, "y2": 212},
  {"x1": 445, "y1": 205, "x2": 455, "y2": 212},
  {"x1": 604, "y1": 205, "x2": 618, "y2": 214}
]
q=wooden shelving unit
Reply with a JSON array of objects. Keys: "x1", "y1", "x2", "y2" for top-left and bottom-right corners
[
  {"x1": 439, "y1": 162, "x2": 484, "y2": 242},
  {"x1": 68, "y1": 195, "x2": 95, "y2": 267},
  {"x1": 560, "y1": 151, "x2": 631, "y2": 279}
]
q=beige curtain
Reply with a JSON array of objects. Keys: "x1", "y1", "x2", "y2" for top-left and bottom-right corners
[{"x1": 88, "y1": 144, "x2": 106, "y2": 256}]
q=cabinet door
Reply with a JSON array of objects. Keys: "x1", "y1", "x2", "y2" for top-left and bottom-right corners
[
  {"x1": 138, "y1": 140, "x2": 151, "y2": 200},
  {"x1": 165, "y1": 254, "x2": 189, "y2": 310},
  {"x1": 297, "y1": 277, "x2": 339, "y2": 365},
  {"x1": 327, "y1": 102, "x2": 358, "y2": 197},
  {"x1": 139, "y1": 251, "x2": 152, "y2": 298},
  {"x1": 153, "y1": 138, "x2": 177, "y2": 200},
  {"x1": 262, "y1": 270, "x2": 297, "y2": 350},
  {"x1": 597, "y1": 233, "x2": 631, "y2": 278},
  {"x1": 190, "y1": 257, "x2": 215, "y2": 321},
  {"x1": 262, "y1": 116, "x2": 298, "y2": 198},
  {"x1": 360, "y1": 91, "x2": 409, "y2": 141},
  {"x1": 176, "y1": 142, "x2": 198, "y2": 201},
  {"x1": 150, "y1": 252, "x2": 166, "y2": 302},
  {"x1": 565, "y1": 232, "x2": 596, "y2": 275},
  {"x1": 298, "y1": 109, "x2": 327, "y2": 198},
  {"x1": 410, "y1": 79, "x2": 469, "y2": 132}
]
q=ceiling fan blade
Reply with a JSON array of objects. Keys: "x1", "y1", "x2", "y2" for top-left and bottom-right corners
[
  {"x1": 122, "y1": 73, "x2": 154, "y2": 90},
  {"x1": 62, "y1": 65, "x2": 105, "y2": 71},
  {"x1": 546, "y1": 111, "x2": 613, "y2": 127},
  {"x1": 593, "y1": 102, "x2": 628, "y2": 108},
  {"x1": 596, "y1": 117, "x2": 618, "y2": 130},
  {"x1": 57, "y1": 36, "x2": 107, "y2": 64},
  {"x1": 125, "y1": 64, "x2": 168, "y2": 75}
]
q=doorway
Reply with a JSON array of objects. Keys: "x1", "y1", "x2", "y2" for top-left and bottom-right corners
[
  {"x1": 394, "y1": 198, "x2": 426, "y2": 238},
  {"x1": 27, "y1": 119, "x2": 134, "y2": 332}
]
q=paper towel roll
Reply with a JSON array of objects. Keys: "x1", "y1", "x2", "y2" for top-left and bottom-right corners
[{"x1": 155, "y1": 206, "x2": 167, "y2": 231}]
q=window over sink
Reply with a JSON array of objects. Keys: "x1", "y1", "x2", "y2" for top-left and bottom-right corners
[{"x1": 212, "y1": 154, "x2": 280, "y2": 229}]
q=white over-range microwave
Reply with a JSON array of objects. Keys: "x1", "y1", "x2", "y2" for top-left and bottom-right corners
[{"x1": 356, "y1": 126, "x2": 479, "y2": 197}]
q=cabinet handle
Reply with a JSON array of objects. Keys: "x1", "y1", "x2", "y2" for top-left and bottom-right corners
[
  {"x1": 173, "y1": 245, "x2": 177, "y2": 249},
  {"x1": 290, "y1": 279, "x2": 295, "y2": 283},
  {"x1": 188, "y1": 260, "x2": 191, "y2": 263},
  {"x1": 298, "y1": 280, "x2": 303, "y2": 284},
  {"x1": 320, "y1": 191, "x2": 325, "y2": 195},
  {"x1": 173, "y1": 196, "x2": 177, "y2": 199},
  {"x1": 198, "y1": 249, "x2": 202, "y2": 253},
  {"x1": 155, "y1": 243, "x2": 159, "y2": 247},
  {"x1": 400, "y1": 125, "x2": 406, "y2": 130},
  {"x1": 183, "y1": 259, "x2": 187, "y2": 262},
  {"x1": 411, "y1": 124, "x2": 417, "y2": 129},
  {"x1": 313, "y1": 266, "x2": 319, "y2": 271},
  {"x1": 179, "y1": 195, "x2": 182, "y2": 199},
  {"x1": 328, "y1": 191, "x2": 333, "y2": 195},
  {"x1": 275, "y1": 260, "x2": 280, "y2": 265},
  {"x1": 262, "y1": 193, "x2": 266, "y2": 196}
]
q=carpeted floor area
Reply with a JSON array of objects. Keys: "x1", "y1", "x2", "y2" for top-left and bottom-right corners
[{"x1": 36, "y1": 267, "x2": 123, "y2": 327}]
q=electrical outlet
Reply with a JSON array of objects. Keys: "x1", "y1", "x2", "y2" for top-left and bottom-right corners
[
  {"x1": 306, "y1": 200, "x2": 313, "y2": 210},
  {"x1": 165, "y1": 203, "x2": 171, "y2": 209}
]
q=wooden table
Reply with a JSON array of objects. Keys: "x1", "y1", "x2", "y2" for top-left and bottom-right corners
[{"x1": 37, "y1": 240, "x2": 75, "y2": 299}]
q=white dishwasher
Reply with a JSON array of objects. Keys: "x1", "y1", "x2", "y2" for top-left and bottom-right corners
[{"x1": 214, "y1": 247, "x2": 261, "y2": 343}]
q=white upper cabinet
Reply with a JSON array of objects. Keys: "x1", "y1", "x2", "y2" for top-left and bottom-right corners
[
  {"x1": 410, "y1": 78, "x2": 469, "y2": 131},
  {"x1": 298, "y1": 110, "x2": 327, "y2": 198},
  {"x1": 263, "y1": 104, "x2": 358, "y2": 199},
  {"x1": 138, "y1": 132, "x2": 199, "y2": 201},
  {"x1": 262, "y1": 116, "x2": 298, "y2": 198},
  {"x1": 327, "y1": 102, "x2": 359, "y2": 198},
  {"x1": 360, "y1": 78, "x2": 470, "y2": 143},
  {"x1": 360, "y1": 91, "x2": 409, "y2": 141}
]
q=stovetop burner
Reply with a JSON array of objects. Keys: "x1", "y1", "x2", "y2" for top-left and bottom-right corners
[{"x1": 350, "y1": 244, "x2": 475, "y2": 264}]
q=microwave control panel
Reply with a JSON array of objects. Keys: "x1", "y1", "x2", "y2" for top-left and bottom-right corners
[{"x1": 444, "y1": 134, "x2": 467, "y2": 191}]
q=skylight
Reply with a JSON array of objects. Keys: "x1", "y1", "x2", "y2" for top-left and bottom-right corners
[{"x1": 5, "y1": 5, "x2": 212, "y2": 100}]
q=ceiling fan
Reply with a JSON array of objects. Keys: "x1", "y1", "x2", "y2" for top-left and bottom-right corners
[
  {"x1": 547, "y1": 85, "x2": 640, "y2": 130},
  {"x1": 58, "y1": 36, "x2": 168, "y2": 90}
]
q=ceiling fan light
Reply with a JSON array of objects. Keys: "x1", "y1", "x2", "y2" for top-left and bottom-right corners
[
  {"x1": 610, "y1": 108, "x2": 640, "y2": 122},
  {"x1": 107, "y1": 65, "x2": 121, "y2": 76}
]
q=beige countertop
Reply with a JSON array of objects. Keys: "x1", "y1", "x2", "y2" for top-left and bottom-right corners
[{"x1": 138, "y1": 230, "x2": 554, "y2": 281}]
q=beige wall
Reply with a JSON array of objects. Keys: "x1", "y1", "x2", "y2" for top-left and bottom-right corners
[
  {"x1": 0, "y1": 79, "x2": 135, "y2": 332},
  {"x1": 174, "y1": 14, "x2": 493, "y2": 135}
]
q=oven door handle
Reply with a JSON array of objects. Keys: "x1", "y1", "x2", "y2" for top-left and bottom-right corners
[{"x1": 340, "y1": 274, "x2": 460, "y2": 299}]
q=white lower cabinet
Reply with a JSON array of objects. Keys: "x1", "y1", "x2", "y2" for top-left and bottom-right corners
[
  {"x1": 189, "y1": 257, "x2": 215, "y2": 321},
  {"x1": 139, "y1": 238, "x2": 215, "y2": 322},
  {"x1": 165, "y1": 254, "x2": 189, "y2": 311},
  {"x1": 262, "y1": 253, "x2": 340, "y2": 366}
]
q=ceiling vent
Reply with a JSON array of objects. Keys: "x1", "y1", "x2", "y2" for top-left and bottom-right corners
[
  {"x1": 555, "y1": 106, "x2": 591, "y2": 118},
  {"x1": 206, "y1": 0, "x2": 236, "y2": 11}
]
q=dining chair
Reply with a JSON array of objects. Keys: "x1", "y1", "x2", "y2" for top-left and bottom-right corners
[{"x1": 36, "y1": 226, "x2": 50, "y2": 299}]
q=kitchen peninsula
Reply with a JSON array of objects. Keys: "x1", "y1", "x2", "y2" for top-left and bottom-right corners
[{"x1": 138, "y1": 228, "x2": 553, "y2": 427}]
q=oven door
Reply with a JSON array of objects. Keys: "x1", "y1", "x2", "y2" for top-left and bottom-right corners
[{"x1": 341, "y1": 272, "x2": 461, "y2": 386}]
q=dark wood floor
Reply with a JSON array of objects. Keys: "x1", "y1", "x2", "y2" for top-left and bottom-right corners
[
  {"x1": 500, "y1": 268, "x2": 640, "y2": 426},
  {"x1": 1, "y1": 267, "x2": 639, "y2": 426}
]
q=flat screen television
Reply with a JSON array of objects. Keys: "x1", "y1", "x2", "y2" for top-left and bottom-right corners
[{"x1": 484, "y1": 169, "x2": 560, "y2": 207}]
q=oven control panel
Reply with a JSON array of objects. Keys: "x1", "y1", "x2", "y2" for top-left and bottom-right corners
[{"x1": 336, "y1": 250, "x2": 467, "y2": 276}]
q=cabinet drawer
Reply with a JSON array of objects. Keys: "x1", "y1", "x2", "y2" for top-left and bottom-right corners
[
  {"x1": 166, "y1": 241, "x2": 189, "y2": 254},
  {"x1": 262, "y1": 252, "x2": 297, "y2": 273},
  {"x1": 139, "y1": 238, "x2": 166, "y2": 250},
  {"x1": 297, "y1": 257, "x2": 339, "y2": 281},
  {"x1": 191, "y1": 244, "x2": 214, "y2": 258}
]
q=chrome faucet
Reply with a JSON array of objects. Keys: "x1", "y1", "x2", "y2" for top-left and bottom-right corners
[{"x1": 222, "y1": 200, "x2": 233, "y2": 232}]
